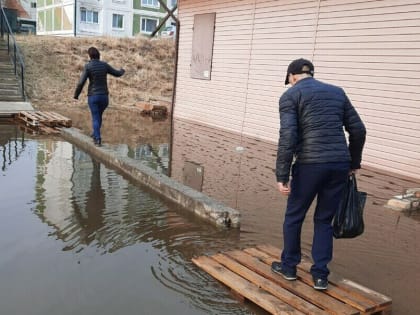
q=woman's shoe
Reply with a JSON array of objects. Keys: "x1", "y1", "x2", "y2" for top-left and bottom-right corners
[{"x1": 94, "y1": 138, "x2": 101, "y2": 147}]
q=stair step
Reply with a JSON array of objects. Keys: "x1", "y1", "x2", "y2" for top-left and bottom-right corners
[
  {"x1": 0, "y1": 78, "x2": 19, "y2": 81},
  {"x1": 0, "y1": 44, "x2": 26, "y2": 103},
  {"x1": 0, "y1": 84, "x2": 20, "y2": 88},
  {"x1": 0, "y1": 79, "x2": 19, "y2": 83},
  {"x1": 0, "y1": 80, "x2": 20, "y2": 89},
  {"x1": 0, "y1": 95, "x2": 21, "y2": 100},
  {"x1": 0, "y1": 97, "x2": 24, "y2": 102},
  {"x1": 0, "y1": 72, "x2": 18, "y2": 75},
  {"x1": 0, "y1": 94, "x2": 21, "y2": 98},
  {"x1": 0, "y1": 88, "x2": 20, "y2": 93}
]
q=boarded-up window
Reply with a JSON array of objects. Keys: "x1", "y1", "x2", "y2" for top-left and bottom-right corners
[{"x1": 191, "y1": 13, "x2": 216, "y2": 80}]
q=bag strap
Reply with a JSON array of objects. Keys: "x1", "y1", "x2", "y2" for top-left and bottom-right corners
[{"x1": 350, "y1": 174, "x2": 359, "y2": 191}]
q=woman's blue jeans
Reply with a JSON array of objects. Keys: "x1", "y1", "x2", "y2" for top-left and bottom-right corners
[
  {"x1": 88, "y1": 94, "x2": 109, "y2": 141},
  {"x1": 280, "y1": 162, "x2": 349, "y2": 280}
]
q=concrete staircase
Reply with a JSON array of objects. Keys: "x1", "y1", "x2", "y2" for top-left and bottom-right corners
[
  {"x1": 0, "y1": 39, "x2": 24, "y2": 102},
  {"x1": 0, "y1": 38, "x2": 33, "y2": 116}
]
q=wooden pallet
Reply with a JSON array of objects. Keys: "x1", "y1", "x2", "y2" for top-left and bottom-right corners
[
  {"x1": 14, "y1": 111, "x2": 71, "y2": 135},
  {"x1": 16, "y1": 111, "x2": 72, "y2": 128},
  {"x1": 18, "y1": 123, "x2": 61, "y2": 135},
  {"x1": 192, "y1": 245, "x2": 392, "y2": 315}
]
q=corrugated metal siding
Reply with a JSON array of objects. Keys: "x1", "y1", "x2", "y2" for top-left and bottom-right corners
[{"x1": 175, "y1": 0, "x2": 420, "y2": 179}]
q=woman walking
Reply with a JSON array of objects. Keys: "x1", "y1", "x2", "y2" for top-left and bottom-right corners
[{"x1": 74, "y1": 47, "x2": 125, "y2": 146}]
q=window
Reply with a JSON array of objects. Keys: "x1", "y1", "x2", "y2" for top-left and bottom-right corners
[
  {"x1": 80, "y1": 8, "x2": 99, "y2": 24},
  {"x1": 191, "y1": 13, "x2": 216, "y2": 80},
  {"x1": 31, "y1": 2, "x2": 36, "y2": 8},
  {"x1": 141, "y1": 17, "x2": 158, "y2": 34},
  {"x1": 141, "y1": 0, "x2": 159, "y2": 8},
  {"x1": 112, "y1": 14, "x2": 124, "y2": 29}
]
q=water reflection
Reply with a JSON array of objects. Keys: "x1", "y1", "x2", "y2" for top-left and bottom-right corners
[
  {"x1": 0, "y1": 124, "x2": 26, "y2": 172},
  {"x1": 3, "y1": 118, "x2": 419, "y2": 314},
  {"x1": 128, "y1": 143, "x2": 169, "y2": 174},
  {"x1": 0, "y1": 127, "x2": 260, "y2": 315},
  {"x1": 170, "y1": 118, "x2": 420, "y2": 315}
]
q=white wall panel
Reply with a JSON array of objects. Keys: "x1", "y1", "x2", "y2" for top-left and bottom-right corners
[
  {"x1": 175, "y1": 0, "x2": 420, "y2": 179},
  {"x1": 313, "y1": 0, "x2": 420, "y2": 179}
]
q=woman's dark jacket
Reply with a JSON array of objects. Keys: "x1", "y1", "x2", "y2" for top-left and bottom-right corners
[
  {"x1": 74, "y1": 59, "x2": 125, "y2": 99},
  {"x1": 276, "y1": 77, "x2": 366, "y2": 183}
]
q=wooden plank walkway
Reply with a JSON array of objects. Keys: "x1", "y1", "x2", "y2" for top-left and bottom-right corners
[
  {"x1": 192, "y1": 245, "x2": 392, "y2": 315},
  {"x1": 14, "y1": 111, "x2": 72, "y2": 135}
]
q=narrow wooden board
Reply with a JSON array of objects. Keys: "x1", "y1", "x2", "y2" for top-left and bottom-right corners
[
  {"x1": 192, "y1": 256, "x2": 305, "y2": 315},
  {"x1": 212, "y1": 253, "x2": 328, "y2": 315},
  {"x1": 257, "y1": 244, "x2": 392, "y2": 313},
  {"x1": 44, "y1": 111, "x2": 72, "y2": 127},
  {"x1": 39, "y1": 125, "x2": 61, "y2": 135},
  {"x1": 193, "y1": 245, "x2": 392, "y2": 315},
  {"x1": 246, "y1": 247, "x2": 377, "y2": 314},
  {"x1": 17, "y1": 111, "x2": 40, "y2": 126},
  {"x1": 18, "y1": 124, "x2": 39, "y2": 135},
  {"x1": 15, "y1": 111, "x2": 71, "y2": 135},
  {"x1": 226, "y1": 250, "x2": 359, "y2": 315},
  {"x1": 17, "y1": 111, "x2": 72, "y2": 128}
]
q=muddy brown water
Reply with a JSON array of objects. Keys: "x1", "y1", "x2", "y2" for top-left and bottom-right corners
[
  {"x1": 171, "y1": 119, "x2": 420, "y2": 315},
  {"x1": 0, "y1": 124, "x2": 265, "y2": 315},
  {"x1": 1, "y1": 109, "x2": 420, "y2": 314}
]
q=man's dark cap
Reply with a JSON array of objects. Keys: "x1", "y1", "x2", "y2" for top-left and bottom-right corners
[{"x1": 285, "y1": 58, "x2": 314, "y2": 85}]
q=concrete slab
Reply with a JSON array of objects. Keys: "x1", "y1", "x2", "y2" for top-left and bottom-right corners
[
  {"x1": 60, "y1": 127, "x2": 241, "y2": 228},
  {"x1": 0, "y1": 101, "x2": 33, "y2": 116}
]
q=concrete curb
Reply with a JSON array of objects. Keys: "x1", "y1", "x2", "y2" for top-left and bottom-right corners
[{"x1": 60, "y1": 127, "x2": 240, "y2": 228}]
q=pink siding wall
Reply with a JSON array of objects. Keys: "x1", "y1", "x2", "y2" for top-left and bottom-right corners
[
  {"x1": 175, "y1": 0, "x2": 420, "y2": 179},
  {"x1": 176, "y1": 0, "x2": 255, "y2": 133}
]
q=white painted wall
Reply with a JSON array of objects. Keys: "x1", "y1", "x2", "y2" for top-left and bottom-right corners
[{"x1": 19, "y1": 0, "x2": 37, "y2": 20}]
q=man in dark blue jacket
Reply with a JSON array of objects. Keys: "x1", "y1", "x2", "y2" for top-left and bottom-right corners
[{"x1": 271, "y1": 58, "x2": 366, "y2": 290}]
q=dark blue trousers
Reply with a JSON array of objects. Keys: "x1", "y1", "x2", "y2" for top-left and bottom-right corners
[
  {"x1": 88, "y1": 94, "x2": 109, "y2": 141},
  {"x1": 280, "y1": 162, "x2": 349, "y2": 280}
]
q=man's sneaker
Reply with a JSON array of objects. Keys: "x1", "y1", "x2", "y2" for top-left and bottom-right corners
[
  {"x1": 313, "y1": 277, "x2": 328, "y2": 290},
  {"x1": 271, "y1": 261, "x2": 297, "y2": 280}
]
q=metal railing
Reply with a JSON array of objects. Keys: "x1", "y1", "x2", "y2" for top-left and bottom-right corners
[{"x1": 0, "y1": 4, "x2": 26, "y2": 101}]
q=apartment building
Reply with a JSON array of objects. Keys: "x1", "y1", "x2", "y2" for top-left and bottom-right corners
[
  {"x1": 1, "y1": 0, "x2": 36, "y2": 32},
  {"x1": 36, "y1": 0, "x2": 176, "y2": 37}
]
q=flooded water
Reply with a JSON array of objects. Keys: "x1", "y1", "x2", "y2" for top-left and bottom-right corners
[
  {"x1": 2, "y1": 112, "x2": 420, "y2": 315},
  {"x1": 0, "y1": 124, "x2": 266, "y2": 315},
  {"x1": 171, "y1": 119, "x2": 420, "y2": 315}
]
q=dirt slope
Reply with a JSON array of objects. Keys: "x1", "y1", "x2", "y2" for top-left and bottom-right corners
[{"x1": 17, "y1": 35, "x2": 175, "y2": 110}]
